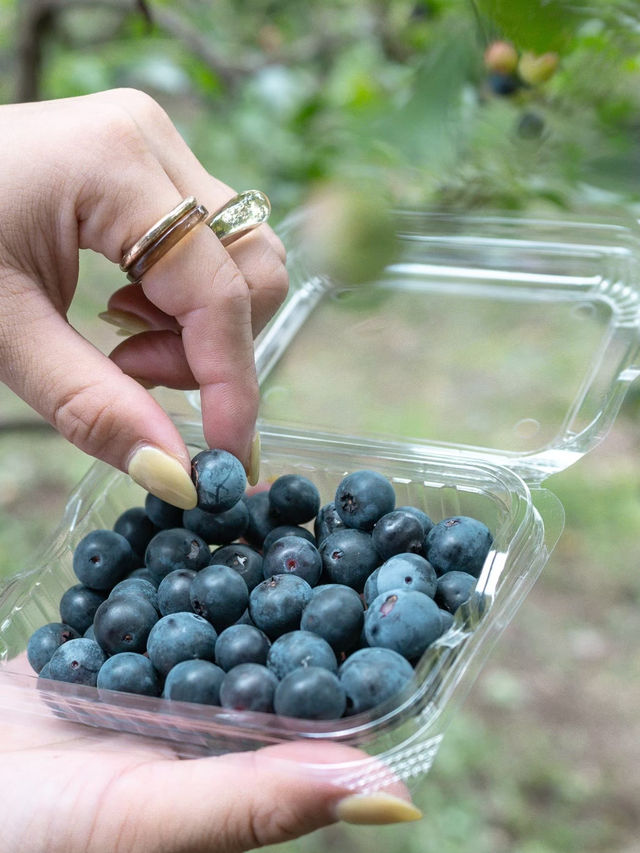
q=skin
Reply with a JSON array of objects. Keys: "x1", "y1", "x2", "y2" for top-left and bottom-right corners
[
  {"x1": 0, "y1": 88, "x2": 289, "y2": 474},
  {"x1": 0, "y1": 89, "x2": 418, "y2": 850}
]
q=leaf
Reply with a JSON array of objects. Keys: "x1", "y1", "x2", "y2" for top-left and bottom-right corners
[{"x1": 474, "y1": 0, "x2": 582, "y2": 52}]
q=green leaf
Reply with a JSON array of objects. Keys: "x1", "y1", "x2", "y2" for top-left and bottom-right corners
[{"x1": 474, "y1": 0, "x2": 582, "y2": 52}]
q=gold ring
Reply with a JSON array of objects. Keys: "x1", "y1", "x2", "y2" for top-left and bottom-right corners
[{"x1": 120, "y1": 190, "x2": 271, "y2": 284}]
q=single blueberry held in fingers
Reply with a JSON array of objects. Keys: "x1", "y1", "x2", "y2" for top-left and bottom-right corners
[
  {"x1": 435, "y1": 570, "x2": 477, "y2": 613},
  {"x1": 72, "y1": 529, "x2": 135, "y2": 591},
  {"x1": 59, "y1": 584, "x2": 107, "y2": 635},
  {"x1": 338, "y1": 646, "x2": 414, "y2": 715},
  {"x1": 144, "y1": 527, "x2": 210, "y2": 584},
  {"x1": 274, "y1": 666, "x2": 347, "y2": 720},
  {"x1": 364, "y1": 589, "x2": 443, "y2": 661},
  {"x1": 425, "y1": 516, "x2": 493, "y2": 578},
  {"x1": 113, "y1": 506, "x2": 158, "y2": 558},
  {"x1": 214, "y1": 623, "x2": 271, "y2": 671},
  {"x1": 146, "y1": 612, "x2": 217, "y2": 676},
  {"x1": 93, "y1": 594, "x2": 159, "y2": 656},
  {"x1": 97, "y1": 652, "x2": 162, "y2": 697},
  {"x1": 190, "y1": 564, "x2": 249, "y2": 632},
  {"x1": 163, "y1": 659, "x2": 226, "y2": 705},
  {"x1": 372, "y1": 510, "x2": 428, "y2": 560},
  {"x1": 182, "y1": 501, "x2": 249, "y2": 546},
  {"x1": 220, "y1": 663, "x2": 278, "y2": 713},
  {"x1": 268, "y1": 474, "x2": 321, "y2": 525},
  {"x1": 318, "y1": 528, "x2": 379, "y2": 592},
  {"x1": 266, "y1": 630, "x2": 338, "y2": 680},
  {"x1": 262, "y1": 535, "x2": 322, "y2": 586},
  {"x1": 191, "y1": 449, "x2": 246, "y2": 513},
  {"x1": 335, "y1": 470, "x2": 396, "y2": 531},
  {"x1": 27, "y1": 622, "x2": 80, "y2": 674},
  {"x1": 210, "y1": 543, "x2": 264, "y2": 591},
  {"x1": 300, "y1": 584, "x2": 364, "y2": 655},
  {"x1": 248, "y1": 574, "x2": 313, "y2": 640},
  {"x1": 46, "y1": 638, "x2": 107, "y2": 686},
  {"x1": 376, "y1": 553, "x2": 438, "y2": 598}
]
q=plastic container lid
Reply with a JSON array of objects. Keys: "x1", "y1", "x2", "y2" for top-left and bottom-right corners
[{"x1": 248, "y1": 210, "x2": 640, "y2": 485}]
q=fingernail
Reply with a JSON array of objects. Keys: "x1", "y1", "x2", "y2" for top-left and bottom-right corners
[
  {"x1": 246, "y1": 431, "x2": 261, "y2": 487},
  {"x1": 336, "y1": 793, "x2": 423, "y2": 825},
  {"x1": 98, "y1": 309, "x2": 152, "y2": 335},
  {"x1": 128, "y1": 446, "x2": 197, "y2": 510}
]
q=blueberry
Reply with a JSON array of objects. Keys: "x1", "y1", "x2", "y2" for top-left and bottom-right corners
[
  {"x1": 338, "y1": 647, "x2": 415, "y2": 715},
  {"x1": 248, "y1": 574, "x2": 313, "y2": 640},
  {"x1": 425, "y1": 516, "x2": 493, "y2": 578},
  {"x1": 262, "y1": 525, "x2": 316, "y2": 554},
  {"x1": 97, "y1": 652, "x2": 162, "y2": 697},
  {"x1": 109, "y1": 577, "x2": 159, "y2": 611},
  {"x1": 220, "y1": 663, "x2": 278, "y2": 713},
  {"x1": 113, "y1": 506, "x2": 157, "y2": 559},
  {"x1": 144, "y1": 527, "x2": 211, "y2": 585},
  {"x1": 365, "y1": 569, "x2": 382, "y2": 609},
  {"x1": 268, "y1": 474, "x2": 321, "y2": 525},
  {"x1": 318, "y1": 528, "x2": 379, "y2": 592},
  {"x1": 190, "y1": 564, "x2": 249, "y2": 632},
  {"x1": 274, "y1": 666, "x2": 347, "y2": 720},
  {"x1": 439, "y1": 609, "x2": 455, "y2": 633},
  {"x1": 146, "y1": 612, "x2": 217, "y2": 677},
  {"x1": 72, "y1": 529, "x2": 135, "y2": 591},
  {"x1": 93, "y1": 594, "x2": 159, "y2": 656},
  {"x1": 214, "y1": 623, "x2": 271, "y2": 671},
  {"x1": 191, "y1": 449, "x2": 246, "y2": 513},
  {"x1": 300, "y1": 584, "x2": 364, "y2": 654},
  {"x1": 242, "y1": 490, "x2": 280, "y2": 549},
  {"x1": 487, "y1": 71, "x2": 521, "y2": 96},
  {"x1": 126, "y1": 567, "x2": 159, "y2": 587},
  {"x1": 163, "y1": 659, "x2": 225, "y2": 704},
  {"x1": 396, "y1": 505, "x2": 434, "y2": 537},
  {"x1": 210, "y1": 543, "x2": 264, "y2": 592},
  {"x1": 376, "y1": 553, "x2": 437, "y2": 598},
  {"x1": 46, "y1": 638, "x2": 107, "y2": 686},
  {"x1": 182, "y1": 501, "x2": 249, "y2": 546},
  {"x1": 335, "y1": 470, "x2": 396, "y2": 531},
  {"x1": 314, "y1": 502, "x2": 347, "y2": 546},
  {"x1": 266, "y1": 630, "x2": 338, "y2": 680},
  {"x1": 364, "y1": 589, "x2": 443, "y2": 661},
  {"x1": 262, "y1": 535, "x2": 322, "y2": 586},
  {"x1": 372, "y1": 510, "x2": 427, "y2": 560},
  {"x1": 145, "y1": 493, "x2": 184, "y2": 529},
  {"x1": 516, "y1": 111, "x2": 545, "y2": 140},
  {"x1": 156, "y1": 569, "x2": 196, "y2": 616},
  {"x1": 59, "y1": 584, "x2": 107, "y2": 635},
  {"x1": 435, "y1": 570, "x2": 477, "y2": 613},
  {"x1": 84, "y1": 624, "x2": 96, "y2": 640},
  {"x1": 27, "y1": 622, "x2": 80, "y2": 674}
]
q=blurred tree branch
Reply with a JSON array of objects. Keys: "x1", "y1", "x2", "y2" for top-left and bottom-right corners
[{"x1": 15, "y1": 0, "x2": 348, "y2": 102}]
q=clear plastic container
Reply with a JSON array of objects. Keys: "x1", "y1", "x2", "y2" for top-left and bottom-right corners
[{"x1": 1, "y1": 210, "x2": 639, "y2": 793}]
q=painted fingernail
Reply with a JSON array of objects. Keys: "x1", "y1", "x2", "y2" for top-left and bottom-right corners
[
  {"x1": 98, "y1": 309, "x2": 153, "y2": 335},
  {"x1": 335, "y1": 793, "x2": 423, "y2": 825},
  {"x1": 246, "y1": 431, "x2": 261, "y2": 486},
  {"x1": 128, "y1": 446, "x2": 197, "y2": 510}
]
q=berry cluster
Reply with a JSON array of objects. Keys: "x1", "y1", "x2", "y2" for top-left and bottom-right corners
[{"x1": 27, "y1": 450, "x2": 493, "y2": 722}]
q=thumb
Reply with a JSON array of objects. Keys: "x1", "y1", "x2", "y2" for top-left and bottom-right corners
[
  {"x1": 124, "y1": 742, "x2": 423, "y2": 852},
  {"x1": 0, "y1": 281, "x2": 197, "y2": 509}
]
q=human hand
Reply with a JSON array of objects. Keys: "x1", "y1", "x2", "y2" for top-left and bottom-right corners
[
  {"x1": 2, "y1": 656, "x2": 422, "y2": 853},
  {"x1": 0, "y1": 88, "x2": 289, "y2": 509}
]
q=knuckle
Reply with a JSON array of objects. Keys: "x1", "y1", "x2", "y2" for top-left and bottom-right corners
[{"x1": 52, "y1": 383, "x2": 118, "y2": 456}]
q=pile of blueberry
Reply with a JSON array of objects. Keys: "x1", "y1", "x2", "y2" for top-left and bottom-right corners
[{"x1": 27, "y1": 449, "x2": 493, "y2": 722}]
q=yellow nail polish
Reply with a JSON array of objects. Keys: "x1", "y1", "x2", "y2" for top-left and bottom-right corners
[
  {"x1": 246, "y1": 431, "x2": 261, "y2": 486},
  {"x1": 336, "y1": 793, "x2": 423, "y2": 825},
  {"x1": 98, "y1": 309, "x2": 152, "y2": 335},
  {"x1": 128, "y1": 446, "x2": 197, "y2": 510}
]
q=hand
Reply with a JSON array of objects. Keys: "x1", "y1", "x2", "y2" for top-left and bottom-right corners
[
  {"x1": 2, "y1": 655, "x2": 422, "y2": 853},
  {"x1": 0, "y1": 89, "x2": 289, "y2": 508}
]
